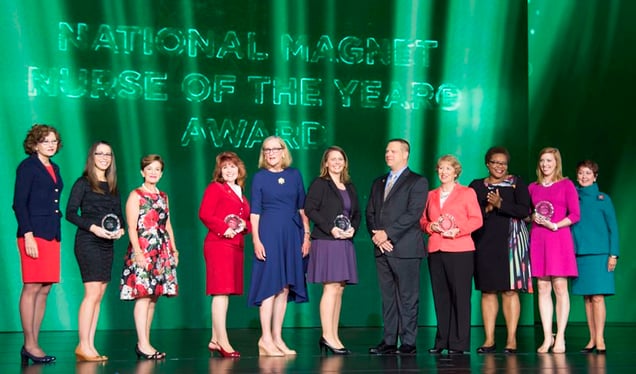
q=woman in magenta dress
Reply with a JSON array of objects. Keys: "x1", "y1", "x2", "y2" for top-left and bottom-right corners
[
  {"x1": 120, "y1": 154, "x2": 179, "y2": 360},
  {"x1": 528, "y1": 147, "x2": 580, "y2": 353},
  {"x1": 13, "y1": 124, "x2": 63, "y2": 365},
  {"x1": 248, "y1": 136, "x2": 311, "y2": 356},
  {"x1": 199, "y1": 151, "x2": 251, "y2": 358}
]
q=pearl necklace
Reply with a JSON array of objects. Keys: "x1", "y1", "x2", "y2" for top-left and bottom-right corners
[{"x1": 141, "y1": 183, "x2": 159, "y2": 193}]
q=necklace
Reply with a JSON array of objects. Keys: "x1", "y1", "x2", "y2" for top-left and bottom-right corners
[
  {"x1": 440, "y1": 182, "x2": 455, "y2": 197},
  {"x1": 141, "y1": 183, "x2": 159, "y2": 193},
  {"x1": 542, "y1": 180, "x2": 554, "y2": 187}
]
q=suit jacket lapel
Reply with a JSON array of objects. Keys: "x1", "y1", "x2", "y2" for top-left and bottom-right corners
[
  {"x1": 384, "y1": 168, "x2": 410, "y2": 202},
  {"x1": 222, "y1": 182, "x2": 243, "y2": 203}
]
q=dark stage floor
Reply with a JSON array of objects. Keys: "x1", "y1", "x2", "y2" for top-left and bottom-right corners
[{"x1": 1, "y1": 325, "x2": 633, "y2": 373}]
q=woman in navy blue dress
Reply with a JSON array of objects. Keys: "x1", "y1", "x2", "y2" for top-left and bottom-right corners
[{"x1": 248, "y1": 136, "x2": 310, "y2": 356}]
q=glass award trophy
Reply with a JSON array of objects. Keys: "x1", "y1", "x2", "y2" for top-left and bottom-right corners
[
  {"x1": 225, "y1": 214, "x2": 246, "y2": 232},
  {"x1": 438, "y1": 213, "x2": 457, "y2": 232},
  {"x1": 101, "y1": 213, "x2": 121, "y2": 233},
  {"x1": 333, "y1": 214, "x2": 352, "y2": 231},
  {"x1": 534, "y1": 200, "x2": 554, "y2": 221}
]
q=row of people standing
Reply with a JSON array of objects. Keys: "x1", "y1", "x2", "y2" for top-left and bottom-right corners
[
  {"x1": 14, "y1": 125, "x2": 179, "y2": 364},
  {"x1": 200, "y1": 138, "x2": 361, "y2": 358},
  {"x1": 370, "y1": 142, "x2": 619, "y2": 356},
  {"x1": 13, "y1": 124, "x2": 619, "y2": 364}
]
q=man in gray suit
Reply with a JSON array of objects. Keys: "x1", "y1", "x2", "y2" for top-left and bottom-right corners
[{"x1": 366, "y1": 138, "x2": 428, "y2": 355}]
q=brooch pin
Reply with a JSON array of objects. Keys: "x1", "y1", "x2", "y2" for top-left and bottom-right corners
[
  {"x1": 278, "y1": 177, "x2": 285, "y2": 185},
  {"x1": 598, "y1": 194, "x2": 604, "y2": 200}
]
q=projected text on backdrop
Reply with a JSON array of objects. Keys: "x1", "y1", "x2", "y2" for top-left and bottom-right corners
[{"x1": 26, "y1": 22, "x2": 462, "y2": 149}]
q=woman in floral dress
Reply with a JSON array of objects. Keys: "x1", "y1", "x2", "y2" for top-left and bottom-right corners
[{"x1": 120, "y1": 154, "x2": 179, "y2": 360}]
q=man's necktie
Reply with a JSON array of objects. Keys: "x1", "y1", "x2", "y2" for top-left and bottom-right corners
[{"x1": 384, "y1": 174, "x2": 396, "y2": 201}]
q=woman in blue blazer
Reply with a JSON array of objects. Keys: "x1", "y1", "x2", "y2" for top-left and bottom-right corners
[{"x1": 13, "y1": 124, "x2": 63, "y2": 365}]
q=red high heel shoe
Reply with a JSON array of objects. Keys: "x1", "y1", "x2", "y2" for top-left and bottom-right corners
[{"x1": 208, "y1": 341, "x2": 240, "y2": 358}]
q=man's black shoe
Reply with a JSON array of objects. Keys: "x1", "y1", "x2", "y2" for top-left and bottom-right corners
[
  {"x1": 369, "y1": 342, "x2": 397, "y2": 355},
  {"x1": 397, "y1": 344, "x2": 417, "y2": 355},
  {"x1": 447, "y1": 349, "x2": 465, "y2": 355},
  {"x1": 428, "y1": 347, "x2": 444, "y2": 354}
]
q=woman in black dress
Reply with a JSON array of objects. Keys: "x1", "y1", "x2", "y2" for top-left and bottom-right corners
[
  {"x1": 66, "y1": 141, "x2": 124, "y2": 361},
  {"x1": 469, "y1": 147, "x2": 532, "y2": 354}
]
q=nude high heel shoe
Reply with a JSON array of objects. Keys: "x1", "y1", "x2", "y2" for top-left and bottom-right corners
[{"x1": 258, "y1": 339, "x2": 284, "y2": 357}]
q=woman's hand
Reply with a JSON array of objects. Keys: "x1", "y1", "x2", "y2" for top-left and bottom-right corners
[
  {"x1": 254, "y1": 241, "x2": 267, "y2": 261},
  {"x1": 110, "y1": 228, "x2": 125, "y2": 240},
  {"x1": 441, "y1": 227, "x2": 460, "y2": 238},
  {"x1": 224, "y1": 228, "x2": 236, "y2": 239},
  {"x1": 173, "y1": 250, "x2": 180, "y2": 267},
  {"x1": 486, "y1": 189, "x2": 502, "y2": 209},
  {"x1": 608, "y1": 256, "x2": 617, "y2": 272},
  {"x1": 133, "y1": 250, "x2": 147, "y2": 270},
  {"x1": 90, "y1": 224, "x2": 115, "y2": 239},
  {"x1": 301, "y1": 236, "x2": 311, "y2": 257},
  {"x1": 24, "y1": 233, "x2": 39, "y2": 258},
  {"x1": 429, "y1": 222, "x2": 443, "y2": 233},
  {"x1": 342, "y1": 227, "x2": 355, "y2": 239}
]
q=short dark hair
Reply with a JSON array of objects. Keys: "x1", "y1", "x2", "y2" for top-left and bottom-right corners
[
  {"x1": 484, "y1": 146, "x2": 510, "y2": 164},
  {"x1": 576, "y1": 160, "x2": 599, "y2": 177},
  {"x1": 387, "y1": 138, "x2": 410, "y2": 154}
]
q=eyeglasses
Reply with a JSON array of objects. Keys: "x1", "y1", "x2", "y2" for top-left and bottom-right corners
[
  {"x1": 39, "y1": 139, "x2": 58, "y2": 145},
  {"x1": 263, "y1": 147, "x2": 283, "y2": 154},
  {"x1": 94, "y1": 152, "x2": 113, "y2": 157},
  {"x1": 488, "y1": 160, "x2": 508, "y2": 167}
]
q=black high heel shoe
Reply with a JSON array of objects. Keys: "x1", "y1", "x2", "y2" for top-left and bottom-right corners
[
  {"x1": 318, "y1": 337, "x2": 350, "y2": 355},
  {"x1": 20, "y1": 346, "x2": 55, "y2": 365},
  {"x1": 580, "y1": 346, "x2": 596, "y2": 353},
  {"x1": 135, "y1": 345, "x2": 165, "y2": 360}
]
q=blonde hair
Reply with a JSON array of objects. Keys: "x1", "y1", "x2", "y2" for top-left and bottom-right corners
[
  {"x1": 437, "y1": 154, "x2": 462, "y2": 180},
  {"x1": 257, "y1": 136, "x2": 292, "y2": 169},
  {"x1": 535, "y1": 147, "x2": 564, "y2": 183}
]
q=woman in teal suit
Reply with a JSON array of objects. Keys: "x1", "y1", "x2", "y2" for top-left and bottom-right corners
[{"x1": 571, "y1": 160, "x2": 619, "y2": 354}]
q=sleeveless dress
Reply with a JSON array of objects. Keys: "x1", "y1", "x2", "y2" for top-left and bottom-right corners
[
  {"x1": 120, "y1": 189, "x2": 178, "y2": 299},
  {"x1": 247, "y1": 168, "x2": 308, "y2": 306}
]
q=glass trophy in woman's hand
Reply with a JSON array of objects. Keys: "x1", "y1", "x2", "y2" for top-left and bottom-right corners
[
  {"x1": 101, "y1": 213, "x2": 121, "y2": 233},
  {"x1": 534, "y1": 201, "x2": 554, "y2": 221},
  {"x1": 333, "y1": 214, "x2": 352, "y2": 231},
  {"x1": 225, "y1": 214, "x2": 246, "y2": 233}
]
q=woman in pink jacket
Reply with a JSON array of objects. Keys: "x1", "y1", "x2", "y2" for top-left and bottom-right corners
[{"x1": 420, "y1": 155, "x2": 483, "y2": 355}]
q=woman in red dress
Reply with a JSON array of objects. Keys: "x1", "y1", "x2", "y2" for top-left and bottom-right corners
[
  {"x1": 199, "y1": 152, "x2": 251, "y2": 358},
  {"x1": 13, "y1": 124, "x2": 63, "y2": 365}
]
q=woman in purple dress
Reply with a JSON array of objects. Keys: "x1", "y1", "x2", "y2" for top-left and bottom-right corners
[
  {"x1": 305, "y1": 146, "x2": 360, "y2": 355},
  {"x1": 248, "y1": 136, "x2": 311, "y2": 356},
  {"x1": 528, "y1": 147, "x2": 580, "y2": 354}
]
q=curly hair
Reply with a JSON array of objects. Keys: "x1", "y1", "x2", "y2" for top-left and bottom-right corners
[{"x1": 22, "y1": 124, "x2": 63, "y2": 155}]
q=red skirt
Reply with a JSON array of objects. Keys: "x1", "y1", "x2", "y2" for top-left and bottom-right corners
[
  {"x1": 204, "y1": 239, "x2": 244, "y2": 295},
  {"x1": 18, "y1": 237, "x2": 61, "y2": 283}
]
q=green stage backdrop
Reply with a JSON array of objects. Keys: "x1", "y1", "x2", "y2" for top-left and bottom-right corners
[{"x1": 0, "y1": 0, "x2": 632, "y2": 332}]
